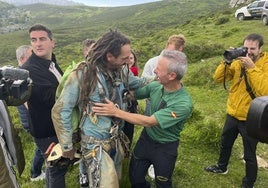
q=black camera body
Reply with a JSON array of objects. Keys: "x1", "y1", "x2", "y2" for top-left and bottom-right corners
[
  {"x1": 223, "y1": 46, "x2": 248, "y2": 65},
  {"x1": 0, "y1": 66, "x2": 31, "y2": 101}
]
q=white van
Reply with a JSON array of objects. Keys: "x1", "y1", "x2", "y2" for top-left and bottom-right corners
[{"x1": 235, "y1": 0, "x2": 268, "y2": 20}]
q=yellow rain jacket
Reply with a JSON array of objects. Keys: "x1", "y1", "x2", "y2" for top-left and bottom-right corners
[{"x1": 213, "y1": 52, "x2": 268, "y2": 121}]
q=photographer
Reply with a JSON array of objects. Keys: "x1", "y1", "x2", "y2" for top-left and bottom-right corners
[
  {"x1": 0, "y1": 67, "x2": 32, "y2": 187},
  {"x1": 204, "y1": 33, "x2": 268, "y2": 188}
]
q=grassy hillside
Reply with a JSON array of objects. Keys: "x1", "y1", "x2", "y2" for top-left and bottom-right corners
[
  {"x1": 0, "y1": 0, "x2": 229, "y2": 66},
  {"x1": 4, "y1": 0, "x2": 268, "y2": 187}
]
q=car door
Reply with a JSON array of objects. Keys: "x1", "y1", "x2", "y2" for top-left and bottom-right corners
[{"x1": 247, "y1": 1, "x2": 265, "y2": 17}]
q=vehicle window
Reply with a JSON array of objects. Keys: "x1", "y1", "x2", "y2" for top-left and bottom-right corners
[
  {"x1": 248, "y1": 2, "x2": 258, "y2": 8},
  {"x1": 257, "y1": 1, "x2": 265, "y2": 7}
]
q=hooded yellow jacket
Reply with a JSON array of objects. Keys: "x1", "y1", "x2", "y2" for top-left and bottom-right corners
[{"x1": 213, "y1": 52, "x2": 268, "y2": 121}]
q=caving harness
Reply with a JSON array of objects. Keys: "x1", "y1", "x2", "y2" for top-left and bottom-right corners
[{"x1": 80, "y1": 66, "x2": 131, "y2": 188}]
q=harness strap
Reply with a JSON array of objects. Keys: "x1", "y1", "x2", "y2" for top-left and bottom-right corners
[
  {"x1": 81, "y1": 135, "x2": 111, "y2": 144},
  {"x1": 81, "y1": 134, "x2": 112, "y2": 153}
]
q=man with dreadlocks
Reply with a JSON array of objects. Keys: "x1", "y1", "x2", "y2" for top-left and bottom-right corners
[{"x1": 52, "y1": 29, "x2": 152, "y2": 187}]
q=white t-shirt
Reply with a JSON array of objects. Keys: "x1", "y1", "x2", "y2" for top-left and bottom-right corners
[{"x1": 141, "y1": 55, "x2": 160, "y2": 78}]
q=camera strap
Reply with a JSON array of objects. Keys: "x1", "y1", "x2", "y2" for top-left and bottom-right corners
[
  {"x1": 223, "y1": 66, "x2": 256, "y2": 99},
  {"x1": 241, "y1": 67, "x2": 256, "y2": 99}
]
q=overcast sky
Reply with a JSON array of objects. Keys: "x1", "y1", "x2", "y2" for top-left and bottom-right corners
[{"x1": 72, "y1": 0, "x2": 162, "y2": 7}]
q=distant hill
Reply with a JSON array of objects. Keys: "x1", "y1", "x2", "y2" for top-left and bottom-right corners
[
  {"x1": 0, "y1": 0, "x2": 231, "y2": 66},
  {"x1": 1, "y1": 0, "x2": 82, "y2": 6},
  {"x1": 0, "y1": 0, "x2": 82, "y2": 6},
  {"x1": 0, "y1": 0, "x2": 13, "y2": 8}
]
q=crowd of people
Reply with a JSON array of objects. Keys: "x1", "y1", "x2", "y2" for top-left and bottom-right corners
[{"x1": 1, "y1": 23, "x2": 268, "y2": 188}]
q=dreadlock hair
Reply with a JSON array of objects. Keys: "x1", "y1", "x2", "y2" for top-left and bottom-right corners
[{"x1": 77, "y1": 29, "x2": 131, "y2": 108}]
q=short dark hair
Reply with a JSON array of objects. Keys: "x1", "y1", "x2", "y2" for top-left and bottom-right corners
[
  {"x1": 29, "y1": 24, "x2": 53, "y2": 40},
  {"x1": 244, "y1": 33, "x2": 264, "y2": 48}
]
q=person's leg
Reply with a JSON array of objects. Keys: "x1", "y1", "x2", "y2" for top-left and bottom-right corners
[
  {"x1": 47, "y1": 165, "x2": 68, "y2": 188},
  {"x1": 217, "y1": 115, "x2": 240, "y2": 169},
  {"x1": 34, "y1": 136, "x2": 67, "y2": 188},
  {"x1": 153, "y1": 141, "x2": 178, "y2": 188},
  {"x1": 239, "y1": 122, "x2": 258, "y2": 188},
  {"x1": 30, "y1": 146, "x2": 45, "y2": 179},
  {"x1": 79, "y1": 160, "x2": 89, "y2": 187},
  {"x1": 129, "y1": 131, "x2": 151, "y2": 188},
  {"x1": 122, "y1": 121, "x2": 134, "y2": 146},
  {"x1": 205, "y1": 115, "x2": 239, "y2": 174}
]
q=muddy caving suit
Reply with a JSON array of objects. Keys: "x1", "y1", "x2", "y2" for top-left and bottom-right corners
[{"x1": 52, "y1": 64, "x2": 151, "y2": 187}]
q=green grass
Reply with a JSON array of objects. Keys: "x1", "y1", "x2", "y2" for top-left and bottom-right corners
[
  {"x1": 11, "y1": 86, "x2": 268, "y2": 188},
  {"x1": 4, "y1": 0, "x2": 268, "y2": 187}
]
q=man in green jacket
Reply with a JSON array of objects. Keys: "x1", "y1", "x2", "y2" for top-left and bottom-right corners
[{"x1": 205, "y1": 33, "x2": 268, "y2": 188}]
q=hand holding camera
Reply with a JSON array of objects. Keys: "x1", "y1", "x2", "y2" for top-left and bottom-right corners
[{"x1": 223, "y1": 46, "x2": 248, "y2": 65}]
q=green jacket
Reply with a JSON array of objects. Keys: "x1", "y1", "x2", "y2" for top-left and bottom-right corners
[{"x1": 213, "y1": 52, "x2": 268, "y2": 120}]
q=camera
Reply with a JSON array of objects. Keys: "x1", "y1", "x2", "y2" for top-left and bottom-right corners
[
  {"x1": 223, "y1": 46, "x2": 248, "y2": 64},
  {"x1": 246, "y1": 96, "x2": 268, "y2": 144},
  {"x1": 0, "y1": 66, "x2": 31, "y2": 101}
]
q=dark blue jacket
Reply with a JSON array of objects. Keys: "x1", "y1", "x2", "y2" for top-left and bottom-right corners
[{"x1": 22, "y1": 52, "x2": 63, "y2": 138}]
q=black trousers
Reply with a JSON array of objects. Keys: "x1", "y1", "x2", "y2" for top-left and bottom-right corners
[
  {"x1": 130, "y1": 129, "x2": 178, "y2": 188},
  {"x1": 218, "y1": 114, "x2": 258, "y2": 187},
  {"x1": 34, "y1": 136, "x2": 68, "y2": 188}
]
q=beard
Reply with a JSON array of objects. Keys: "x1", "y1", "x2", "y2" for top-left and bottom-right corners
[{"x1": 248, "y1": 53, "x2": 258, "y2": 62}]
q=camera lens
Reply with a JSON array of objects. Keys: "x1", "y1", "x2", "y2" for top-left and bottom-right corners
[{"x1": 223, "y1": 47, "x2": 248, "y2": 63}]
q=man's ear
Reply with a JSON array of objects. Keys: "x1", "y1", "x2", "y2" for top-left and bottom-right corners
[
  {"x1": 51, "y1": 39, "x2": 55, "y2": 49},
  {"x1": 106, "y1": 52, "x2": 113, "y2": 62},
  {"x1": 19, "y1": 57, "x2": 24, "y2": 63},
  {"x1": 260, "y1": 46, "x2": 263, "y2": 53},
  {"x1": 169, "y1": 72, "x2": 177, "y2": 80}
]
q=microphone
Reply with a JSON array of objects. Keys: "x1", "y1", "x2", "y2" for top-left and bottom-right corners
[{"x1": 0, "y1": 66, "x2": 29, "y2": 81}]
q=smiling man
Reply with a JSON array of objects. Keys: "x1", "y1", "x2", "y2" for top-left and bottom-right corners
[
  {"x1": 21, "y1": 24, "x2": 65, "y2": 188},
  {"x1": 92, "y1": 50, "x2": 193, "y2": 188},
  {"x1": 52, "y1": 29, "x2": 152, "y2": 187}
]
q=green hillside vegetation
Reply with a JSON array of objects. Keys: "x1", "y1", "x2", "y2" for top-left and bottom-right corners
[
  {"x1": 0, "y1": 0, "x2": 229, "y2": 66},
  {"x1": 0, "y1": 1, "x2": 14, "y2": 9},
  {"x1": 3, "y1": 0, "x2": 268, "y2": 187}
]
